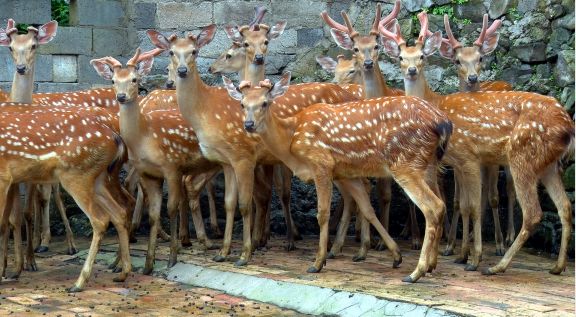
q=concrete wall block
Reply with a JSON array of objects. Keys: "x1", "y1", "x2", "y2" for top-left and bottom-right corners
[
  {"x1": 268, "y1": 29, "x2": 298, "y2": 54},
  {"x1": 0, "y1": 53, "x2": 54, "y2": 82},
  {"x1": 0, "y1": 0, "x2": 51, "y2": 25},
  {"x1": 213, "y1": 1, "x2": 270, "y2": 26},
  {"x1": 136, "y1": 2, "x2": 157, "y2": 29},
  {"x1": 93, "y1": 28, "x2": 130, "y2": 57},
  {"x1": 36, "y1": 82, "x2": 92, "y2": 93},
  {"x1": 200, "y1": 29, "x2": 234, "y2": 59},
  {"x1": 53, "y1": 55, "x2": 78, "y2": 83},
  {"x1": 78, "y1": 55, "x2": 109, "y2": 85},
  {"x1": 38, "y1": 27, "x2": 93, "y2": 55},
  {"x1": 71, "y1": 0, "x2": 126, "y2": 27},
  {"x1": 157, "y1": 2, "x2": 213, "y2": 29},
  {"x1": 270, "y1": 0, "x2": 327, "y2": 29}
]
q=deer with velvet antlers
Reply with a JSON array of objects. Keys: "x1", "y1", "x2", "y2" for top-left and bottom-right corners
[
  {"x1": 380, "y1": 11, "x2": 574, "y2": 275},
  {"x1": 223, "y1": 71, "x2": 453, "y2": 282}
]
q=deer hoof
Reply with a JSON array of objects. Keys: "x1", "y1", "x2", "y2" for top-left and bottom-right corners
[
  {"x1": 393, "y1": 256, "x2": 402, "y2": 268},
  {"x1": 481, "y1": 268, "x2": 496, "y2": 276},
  {"x1": 549, "y1": 266, "x2": 563, "y2": 275},
  {"x1": 326, "y1": 252, "x2": 336, "y2": 259},
  {"x1": 401, "y1": 275, "x2": 415, "y2": 283},
  {"x1": 412, "y1": 241, "x2": 421, "y2": 250},
  {"x1": 285, "y1": 243, "x2": 296, "y2": 252},
  {"x1": 307, "y1": 266, "x2": 321, "y2": 273},
  {"x1": 234, "y1": 259, "x2": 248, "y2": 267},
  {"x1": 67, "y1": 286, "x2": 83, "y2": 293},
  {"x1": 454, "y1": 257, "x2": 468, "y2": 264},
  {"x1": 352, "y1": 255, "x2": 366, "y2": 262},
  {"x1": 495, "y1": 248, "x2": 505, "y2": 257},
  {"x1": 34, "y1": 246, "x2": 49, "y2": 253},
  {"x1": 212, "y1": 255, "x2": 226, "y2": 262},
  {"x1": 113, "y1": 276, "x2": 127, "y2": 282},
  {"x1": 181, "y1": 240, "x2": 193, "y2": 248},
  {"x1": 142, "y1": 266, "x2": 154, "y2": 276},
  {"x1": 464, "y1": 264, "x2": 477, "y2": 271},
  {"x1": 68, "y1": 247, "x2": 78, "y2": 255},
  {"x1": 442, "y1": 249, "x2": 454, "y2": 256}
]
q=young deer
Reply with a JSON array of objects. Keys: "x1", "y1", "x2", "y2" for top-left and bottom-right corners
[
  {"x1": 223, "y1": 72, "x2": 452, "y2": 282},
  {"x1": 439, "y1": 14, "x2": 516, "y2": 253},
  {"x1": 0, "y1": 102, "x2": 132, "y2": 292},
  {"x1": 316, "y1": 54, "x2": 365, "y2": 99},
  {"x1": 321, "y1": 1, "x2": 424, "y2": 254},
  {"x1": 148, "y1": 25, "x2": 362, "y2": 266},
  {"x1": 380, "y1": 12, "x2": 574, "y2": 275},
  {"x1": 91, "y1": 48, "x2": 222, "y2": 274}
]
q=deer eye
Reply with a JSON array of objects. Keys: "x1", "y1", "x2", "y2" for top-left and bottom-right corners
[
  {"x1": 8, "y1": 47, "x2": 12, "y2": 52},
  {"x1": 264, "y1": 40, "x2": 269, "y2": 45},
  {"x1": 111, "y1": 80, "x2": 115, "y2": 84},
  {"x1": 262, "y1": 102, "x2": 268, "y2": 108},
  {"x1": 191, "y1": 49, "x2": 197, "y2": 55},
  {"x1": 226, "y1": 54, "x2": 232, "y2": 59},
  {"x1": 348, "y1": 70, "x2": 355, "y2": 74},
  {"x1": 398, "y1": 56, "x2": 403, "y2": 61},
  {"x1": 244, "y1": 42, "x2": 249, "y2": 47},
  {"x1": 479, "y1": 57, "x2": 483, "y2": 62},
  {"x1": 420, "y1": 55, "x2": 424, "y2": 60},
  {"x1": 169, "y1": 50, "x2": 174, "y2": 56},
  {"x1": 31, "y1": 44, "x2": 36, "y2": 50},
  {"x1": 374, "y1": 45, "x2": 379, "y2": 50},
  {"x1": 353, "y1": 47, "x2": 359, "y2": 52},
  {"x1": 240, "y1": 103, "x2": 245, "y2": 109},
  {"x1": 132, "y1": 78, "x2": 137, "y2": 83},
  {"x1": 455, "y1": 59, "x2": 461, "y2": 65}
]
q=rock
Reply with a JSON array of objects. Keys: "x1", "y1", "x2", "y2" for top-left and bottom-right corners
[
  {"x1": 546, "y1": 28, "x2": 572, "y2": 58},
  {"x1": 560, "y1": 86, "x2": 575, "y2": 114},
  {"x1": 561, "y1": 0, "x2": 575, "y2": 13},
  {"x1": 489, "y1": 0, "x2": 511, "y2": 19},
  {"x1": 535, "y1": 63, "x2": 552, "y2": 78},
  {"x1": 554, "y1": 50, "x2": 575, "y2": 87},
  {"x1": 506, "y1": 12, "x2": 550, "y2": 46},
  {"x1": 517, "y1": 0, "x2": 547, "y2": 15},
  {"x1": 545, "y1": 4, "x2": 565, "y2": 19},
  {"x1": 432, "y1": 0, "x2": 451, "y2": 5},
  {"x1": 562, "y1": 164, "x2": 575, "y2": 191},
  {"x1": 426, "y1": 14, "x2": 444, "y2": 34},
  {"x1": 455, "y1": 0, "x2": 488, "y2": 23},
  {"x1": 510, "y1": 42, "x2": 547, "y2": 62},
  {"x1": 552, "y1": 14, "x2": 576, "y2": 30},
  {"x1": 501, "y1": 64, "x2": 532, "y2": 86},
  {"x1": 402, "y1": 0, "x2": 434, "y2": 13}
]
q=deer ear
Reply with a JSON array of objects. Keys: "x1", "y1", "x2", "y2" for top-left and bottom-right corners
[
  {"x1": 316, "y1": 56, "x2": 337, "y2": 73},
  {"x1": 439, "y1": 41, "x2": 455, "y2": 60},
  {"x1": 267, "y1": 21, "x2": 287, "y2": 40},
  {"x1": 0, "y1": 29, "x2": 10, "y2": 46},
  {"x1": 479, "y1": 33, "x2": 499, "y2": 56},
  {"x1": 196, "y1": 24, "x2": 217, "y2": 49},
  {"x1": 90, "y1": 60, "x2": 114, "y2": 81},
  {"x1": 137, "y1": 57, "x2": 154, "y2": 77},
  {"x1": 269, "y1": 72, "x2": 291, "y2": 99},
  {"x1": 329, "y1": 29, "x2": 354, "y2": 50},
  {"x1": 224, "y1": 25, "x2": 243, "y2": 43},
  {"x1": 423, "y1": 31, "x2": 442, "y2": 56},
  {"x1": 222, "y1": 76, "x2": 243, "y2": 101},
  {"x1": 36, "y1": 20, "x2": 58, "y2": 44},
  {"x1": 381, "y1": 38, "x2": 401, "y2": 59},
  {"x1": 147, "y1": 30, "x2": 171, "y2": 50}
]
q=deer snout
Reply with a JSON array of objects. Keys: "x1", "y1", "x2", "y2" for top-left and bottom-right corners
[
  {"x1": 408, "y1": 67, "x2": 417, "y2": 76},
  {"x1": 363, "y1": 60, "x2": 374, "y2": 69},
  {"x1": 254, "y1": 54, "x2": 264, "y2": 65},
  {"x1": 16, "y1": 64, "x2": 26, "y2": 75},
  {"x1": 116, "y1": 93, "x2": 127, "y2": 103},
  {"x1": 165, "y1": 80, "x2": 175, "y2": 89},
  {"x1": 244, "y1": 120, "x2": 256, "y2": 132},
  {"x1": 468, "y1": 74, "x2": 478, "y2": 84},
  {"x1": 177, "y1": 66, "x2": 188, "y2": 78}
]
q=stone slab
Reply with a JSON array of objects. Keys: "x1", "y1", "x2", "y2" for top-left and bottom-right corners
[
  {"x1": 71, "y1": 0, "x2": 125, "y2": 27},
  {"x1": 0, "y1": 0, "x2": 51, "y2": 24},
  {"x1": 52, "y1": 55, "x2": 78, "y2": 83},
  {"x1": 38, "y1": 27, "x2": 93, "y2": 55},
  {"x1": 156, "y1": 1, "x2": 213, "y2": 29}
]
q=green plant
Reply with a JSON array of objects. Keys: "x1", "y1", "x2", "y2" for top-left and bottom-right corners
[
  {"x1": 51, "y1": 0, "x2": 70, "y2": 26},
  {"x1": 452, "y1": 0, "x2": 469, "y2": 4},
  {"x1": 16, "y1": 23, "x2": 29, "y2": 34},
  {"x1": 507, "y1": 7, "x2": 522, "y2": 21}
]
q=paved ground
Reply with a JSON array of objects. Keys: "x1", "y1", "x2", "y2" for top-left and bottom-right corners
[{"x1": 0, "y1": 235, "x2": 574, "y2": 316}]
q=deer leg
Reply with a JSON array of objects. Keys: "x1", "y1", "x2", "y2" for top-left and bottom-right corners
[
  {"x1": 483, "y1": 163, "x2": 543, "y2": 276},
  {"x1": 184, "y1": 171, "x2": 218, "y2": 250},
  {"x1": 426, "y1": 166, "x2": 443, "y2": 273},
  {"x1": 274, "y1": 165, "x2": 299, "y2": 251},
  {"x1": 165, "y1": 175, "x2": 182, "y2": 269},
  {"x1": 206, "y1": 177, "x2": 222, "y2": 238},
  {"x1": 486, "y1": 166, "x2": 505, "y2": 256},
  {"x1": 23, "y1": 185, "x2": 39, "y2": 273},
  {"x1": 52, "y1": 184, "x2": 77, "y2": 255},
  {"x1": 34, "y1": 184, "x2": 52, "y2": 253},
  {"x1": 328, "y1": 185, "x2": 354, "y2": 259},
  {"x1": 214, "y1": 165, "x2": 238, "y2": 262},
  {"x1": 233, "y1": 162, "x2": 255, "y2": 267},
  {"x1": 252, "y1": 165, "x2": 272, "y2": 249},
  {"x1": 179, "y1": 183, "x2": 192, "y2": 247},
  {"x1": 505, "y1": 167, "x2": 516, "y2": 247},
  {"x1": 374, "y1": 178, "x2": 391, "y2": 251},
  {"x1": 329, "y1": 195, "x2": 344, "y2": 234},
  {"x1": 457, "y1": 166, "x2": 482, "y2": 271},
  {"x1": 409, "y1": 202, "x2": 421, "y2": 250},
  {"x1": 339, "y1": 179, "x2": 402, "y2": 266},
  {"x1": 129, "y1": 183, "x2": 144, "y2": 243},
  {"x1": 139, "y1": 176, "x2": 163, "y2": 275},
  {"x1": 354, "y1": 213, "x2": 370, "y2": 262},
  {"x1": 307, "y1": 172, "x2": 333, "y2": 273},
  {"x1": 395, "y1": 172, "x2": 444, "y2": 283},
  {"x1": 32, "y1": 189, "x2": 41, "y2": 251},
  {"x1": 436, "y1": 174, "x2": 450, "y2": 240},
  {"x1": 443, "y1": 176, "x2": 460, "y2": 256},
  {"x1": 0, "y1": 182, "x2": 14, "y2": 280}
]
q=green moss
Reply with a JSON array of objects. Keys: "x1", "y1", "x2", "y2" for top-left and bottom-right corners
[
  {"x1": 507, "y1": 7, "x2": 522, "y2": 21},
  {"x1": 51, "y1": 0, "x2": 70, "y2": 26}
]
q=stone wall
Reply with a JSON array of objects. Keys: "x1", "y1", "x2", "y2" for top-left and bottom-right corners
[{"x1": 1, "y1": 0, "x2": 573, "y2": 116}]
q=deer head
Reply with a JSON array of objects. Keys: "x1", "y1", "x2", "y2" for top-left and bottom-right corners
[
  {"x1": 222, "y1": 72, "x2": 291, "y2": 133},
  {"x1": 147, "y1": 24, "x2": 217, "y2": 79},
  {"x1": 321, "y1": 1, "x2": 400, "y2": 72},
  {"x1": 90, "y1": 48, "x2": 162, "y2": 103},
  {"x1": 0, "y1": 19, "x2": 58, "y2": 75},
  {"x1": 380, "y1": 11, "x2": 442, "y2": 80},
  {"x1": 316, "y1": 54, "x2": 361, "y2": 84},
  {"x1": 439, "y1": 14, "x2": 501, "y2": 87},
  {"x1": 209, "y1": 41, "x2": 246, "y2": 74}
]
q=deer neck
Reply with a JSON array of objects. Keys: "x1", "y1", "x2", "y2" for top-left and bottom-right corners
[
  {"x1": 403, "y1": 73, "x2": 441, "y2": 105},
  {"x1": 175, "y1": 63, "x2": 210, "y2": 131},
  {"x1": 119, "y1": 99, "x2": 147, "y2": 149},
  {"x1": 459, "y1": 78, "x2": 480, "y2": 92},
  {"x1": 244, "y1": 61, "x2": 265, "y2": 83},
  {"x1": 259, "y1": 110, "x2": 301, "y2": 171},
  {"x1": 10, "y1": 69, "x2": 34, "y2": 103},
  {"x1": 361, "y1": 62, "x2": 387, "y2": 99}
]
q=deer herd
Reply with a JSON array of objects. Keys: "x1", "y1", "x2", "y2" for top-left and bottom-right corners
[{"x1": 0, "y1": 1, "x2": 572, "y2": 292}]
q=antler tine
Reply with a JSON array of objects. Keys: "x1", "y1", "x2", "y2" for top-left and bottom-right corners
[
  {"x1": 92, "y1": 56, "x2": 122, "y2": 69},
  {"x1": 5, "y1": 18, "x2": 17, "y2": 36},
  {"x1": 378, "y1": 0, "x2": 401, "y2": 33},
  {"x1": 340, "y1": 11, "x2": 359, "y2": 38},
  {"x1": 238, "y1": 80, "x2": 252, "y2": 90},
  {"x1": 320, "y1": 11, "x2": 348, "y2": 33},
  {"x1": 379, "y1": 19, "x2": 405, "y2": 46},
  {"x1": 416, "y1": 11, "x2": 430, "y2": 44},
  {"x1": 259, "y1": 79, "x2": 273, "y2": 89},
  {"x1": 369, "y1": 3, "x2": 382, "y2": 35},
  {"x1": 443, "y1": 14, "x2": 462, "y2": 49},
  {"x1": 137, "y1": 48, "x2": 164, "y2": 62},
  {"x1": 249, "y1": 6, "x2": 268, "y2": 30},
  {"x1": 474, "y1": 14, "x2": 501, "y2": 47},
  {"x1": 126, "y1": 48, "x2": 142, "y2": 67}
]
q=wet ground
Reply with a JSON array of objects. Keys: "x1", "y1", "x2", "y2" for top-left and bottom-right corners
[{"x1": 0, "y1": 235, "x2": 573, "y2": 316}]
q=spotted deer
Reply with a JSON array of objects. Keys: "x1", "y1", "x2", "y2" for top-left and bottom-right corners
[
  {"x1": 91, "y1": 48, "x2": 224, "y2": 274},
  {"x1": 321, "y1": 1, "x2": 424, "y2": 255},
  {"x1": 148, "y1": 24, "x2": 365, "y2": 266},
  {"x1": 224, "y1": 72, "x2": 452, "y2": 282},
  {"x1": 380, "y1": 11, "x2": 574, "y2": 275},
  {"x1": 0, "y1": 102, "x2": 132, "y2": 292},
  {"x1": 439, "y1": 14, "x2": 516, "y2": 253}
]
